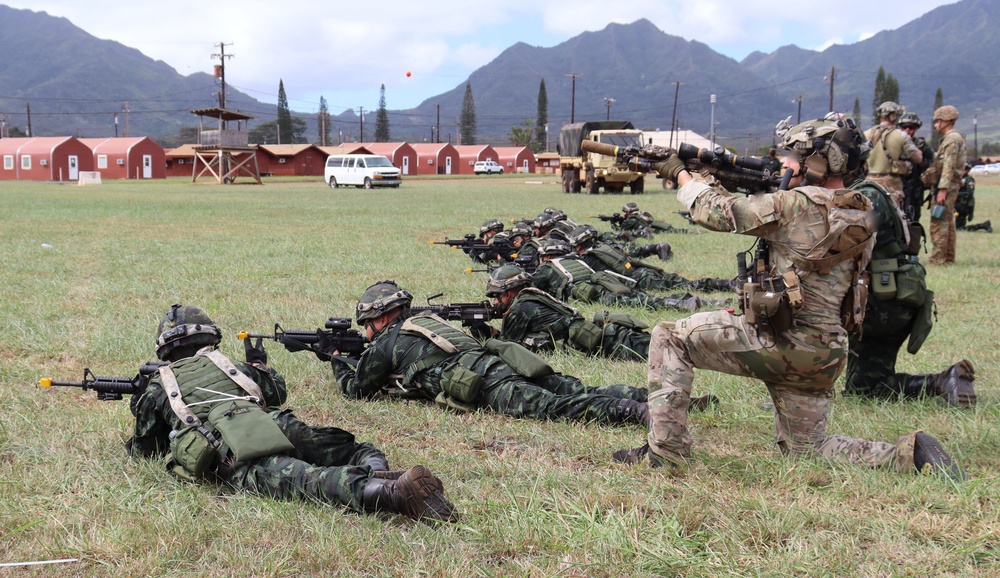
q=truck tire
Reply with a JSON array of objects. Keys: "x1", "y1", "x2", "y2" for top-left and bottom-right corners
[
  {"x1": 571, "y1": 176, "x2": 582, "y2": 194},
  {"x1": 630, "y1": 177, "x2": 644, "y2": 194},
  {"x1": 562, "y1": 171, "x2": 571, "y2": 193},
  {"x1": 587, "y1": 174, "x2": 600, "y2": 195}
]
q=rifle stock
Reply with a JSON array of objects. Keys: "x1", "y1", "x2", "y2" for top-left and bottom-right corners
[
  {"x1": 239, "y1": 318, "x2": 367, "y2": 360},
  {"x1": 410, "y1": 293, "x2": 498, "y2": 327}
]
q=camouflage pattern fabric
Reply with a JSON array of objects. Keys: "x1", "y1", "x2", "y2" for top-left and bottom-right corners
[
  {"x1": 580, "y1": 246, "x2": 692, "y2": 292},
  {"x1": 901, "y1": 138, "x2": 934, "y2": 221},
  {"x1": 643, "y1": 180, "x2": 911, "y2": 470},
  {"x1": 929, "y1": 130, "x2": 967, "y2": 264},
  {"x1": 955, "y1": 175, "x2": 975, "y2": 228},
  {"x1": 127, "y1": 351, "x2": 383, "y2": 513},
  {"x1": 531, "y1": 256, "x2": 692, "y2": 311},
  {"x1": 866, "y1": 174, "x2": 905, "y2": 209},
  {"x1": 843, "y1": 180, "x2": 930, "y2": 399},
  {"x1": 500, "y1": 289, "x2": 650, "y2": 361},
  {"x1": 331, "y1": 313, "x2": 647, "y2": 424}
]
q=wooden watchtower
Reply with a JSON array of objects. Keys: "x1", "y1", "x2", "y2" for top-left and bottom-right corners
[{"x1": 190, "y1": 107, "x2": 261, "y2": 184}]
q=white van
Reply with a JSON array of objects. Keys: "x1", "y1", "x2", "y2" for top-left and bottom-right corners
[{"x1": 324, "y1": 154, "x2": 401, "y2": 189}]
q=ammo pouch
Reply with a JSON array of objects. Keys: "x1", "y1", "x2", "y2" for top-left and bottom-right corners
[
  {"x1": 748, "y1": 290, "x2": 793, "y2": 335},
  {"x1": 570, "y1": 282, "x2": 602, "y2": 302},
  {"x1": 870, "y1": 258, "x2": 899, "y2": 300},
  {"x1": 895, "y1": 262, "x2": 927, "y2": 308},
  {"x1": 590, "y1": 271, "x2": 636, "y2": 295},
  {"x1": 888, "y1": 158, "x2": 912, "y2": 176},
  {"x1": 434, "y1": 358, "x2": 483, "y2": 413},
  {"x1": 208, "y1": 399, "x2": 294, "y2": 462},
  {"x1": 921, "y1": 164, "x2": 941, "y2": 189},
  {"x1": 592, "y1": 310, "x2": 649, "y2": 331},
  {"x1": 567, "y1": 319, "x2": 603, "y2": 352},
  {"x1": 485, "y1": 338, "x2": 554, "y2": 379},
  {"x1": 169, "y1": 425, "x2": 220, "y2": 481},
  {"x1": 907, "y1": 289, "x2": 935, "y2": 355}
]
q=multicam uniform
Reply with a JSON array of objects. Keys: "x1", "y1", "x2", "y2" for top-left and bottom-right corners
[
  {"x1": 331, "y1": 312, "x2": 648, "y2": 424},
  {"x1": 864, "y1": 124, "x2": 923, "y2": 208},
  {"x1": 644, "y1": 179, "x2": 921, "y2": 470},
  {"x1": 128, "y1": 349, "x2": 386, "y2": 513},
  {"x1": 500, "y1": 287, "x2": 651, "y2": 361},
  {"x1": 928, "y1": 130, "x2": 968, "y2": 264}
]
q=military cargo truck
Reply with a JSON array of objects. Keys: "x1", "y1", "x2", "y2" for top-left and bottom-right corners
[{"x1": 558, "y1": 121, "x2": 646, "y2": 194}]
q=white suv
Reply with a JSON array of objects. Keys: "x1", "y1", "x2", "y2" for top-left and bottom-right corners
[
  {"x1": 474, "y1": 160, "x2": 504, "y2": 175},
  {"x1": 324, "y1": 154, "x2": 401, "y2": 188}
]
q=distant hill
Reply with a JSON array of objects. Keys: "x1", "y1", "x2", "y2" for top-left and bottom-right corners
[{"x1": 2, "y1": 0, "x2": 999, "y2": 148}]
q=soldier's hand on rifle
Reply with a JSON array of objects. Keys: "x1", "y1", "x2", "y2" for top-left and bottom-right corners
[
  {"x1": 653, "y1": 155, "x2": 686, "y2": 182},
  {"x1": 469, "y1": 321, "x2": 495, "y2": 341},
  {"x1": 244, "y1": 336, "x2": 268, "y2": 365},
  {"x1": 312, "y1": 329, "x2": 335, "y2": 362}
]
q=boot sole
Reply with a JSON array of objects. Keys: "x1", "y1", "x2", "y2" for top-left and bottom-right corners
[
  {"x1": 913, "y1": 433, "x2": 967, "y2": 482},
  {"x1": 400, "y1": 465, "x2": 458, "y2": 522}
]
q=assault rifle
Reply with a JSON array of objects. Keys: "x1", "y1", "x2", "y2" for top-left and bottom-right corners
[
  {"x1": 410, "y1": 293, "x2": 499, "y2": 328},
  {"x1": 429, "y1": 234, "x2": 517, "y2": 262},
  {"x1": 39, "y1": 362, "x2": 167, "y2": 401},
  {"x1": 466, "y1": 253, "x2": 538, "y2": 275},
  {"x1": 238, "y1": 317, "x2": 367, "y2": 362},
  {"x1": 582, "y1": 140, "x2": 787, "y2": 194},
  {"x1": 590, "y1": 213, "x2": 625, "y2": 228}
]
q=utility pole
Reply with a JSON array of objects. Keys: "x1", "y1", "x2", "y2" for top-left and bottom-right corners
[
  {"x1": 710, "y1": 94, "x2": 716, "y2": 148},
  {"x1": 604, "y1": 97, "x2": 615, "y2": 120},
  {"x1": 669, "y1": 81, "x2": 684, "y2": 148},
  {"x1": 358, "y1": 106, "x2": 364, "y2": 142},
  {"x1": 211, "y1": 42, "x2": 235, "y2": 110},
  {"x1": 123, "y1": 101, "x2": 130, "y2": 137},
  {"x1": 436, "y1": 103, "x2": 440, "y2": 143},
  {"x1": 793, "y1": 94, "x2": 806, "y2": 124},
  {"x1": 114, "y1": 112, "x2": 119, "y2": 137},
  {"x1": 974, "y1": 114, "x2": 978, "y2": 159},
  {"x1": 319, "y1": 111, "x2": 326, "y2": 146},
  {"x1": 565, "y1": 73, "x2": 582, "y2": 124},
  {"x1": 26, "y1": 103, "x2": 32, "y2": 137},
  {"x1": 826, "y1": 66, "x2": 836, "y2": 113}
]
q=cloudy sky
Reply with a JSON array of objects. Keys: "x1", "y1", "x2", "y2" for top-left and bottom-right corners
[{"x1": 6, "y1": 0, "x2": 958, "y2": 113}]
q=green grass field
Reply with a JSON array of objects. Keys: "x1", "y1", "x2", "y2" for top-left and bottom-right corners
[{"x1": 2, "y1": 174, "x2": 998, "y2": 576}]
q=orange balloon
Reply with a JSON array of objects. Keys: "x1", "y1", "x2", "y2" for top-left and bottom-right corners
[{"x1": 406, "y1": 71, "x2": 412, "y2": 77}]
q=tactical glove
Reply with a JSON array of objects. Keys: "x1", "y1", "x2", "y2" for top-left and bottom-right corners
[
  {"x1": 653, "y1": 155, "x2": 685, "y2": 182},
  {"x1": 244, "y1": 336, "x2": 268, "y2": 365},
  {"x1": 469, "y1": 321, "x2": 495, "y2": 341},
  {"x1": 312, "y1": 328, "x2": 336, "y2": 361}
]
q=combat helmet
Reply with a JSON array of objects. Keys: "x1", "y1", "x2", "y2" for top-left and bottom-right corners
[
  {"x1": 933, "y1": 105, "x2": 959, "y2": 122},
  {"x1": 622, "y1": 202, "x2": 639, "y2": 214},
  {"x1": 508, "y1": 222, "x2": 532, "y2": 241},
  {"x1": 877, "y1": 101, "x2": 905, "y2": 120},
  {"x1": 899, "y1": 112, "x2": 922, "y2": 129},
  {"x1": 485, "y1": 264, "x2": 532, "y2": 297},
  {"x1": 537, "y1": 239, "x2": 572, "y2": 257},
  {"x1": 155, "y1": 304, "x2": 222, "y2": 361},
  {"x1": 566, "y1": 224, "x2": 600, "y2": 248},
  {"x1": 479, "y1": 219, "x2": 504, "y2": 237},
  {"x1": 533, "y1": 213, "x2": 559, "y2": 232},
  {"x1": 355, "y1": 280, "x2": 413, "y2": 325},
  {"x1": 778, "y1": 113, "x2": 867, "y2": 183}
]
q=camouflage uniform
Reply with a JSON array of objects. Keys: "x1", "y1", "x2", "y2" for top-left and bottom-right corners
[
  {"x1": 580, "y1": 242, "x2": 732, "y2": 293},
  {"x1": 901, "y1": 137, "x2": 934, "y2": 221},
  {"x1": 864, "y1": 123, "x2": 922, "y2": 208},
  {"x1": 128, "y1": 350, "x2": 385, "y2": 513},
  {"x1": 928, "y1": 129, "x2": 967, "y2": 264},
  {"x1": 955, "y1": 173, "x2": 975, "y2": 229},
  {"x1": 330, "y1": 311, "x2": 649, "y2": 424},
  {"x1": 532, "y1": 254, "x2": 699, "y2": 312},
  {"x1": 643, "y1": 179, "x2": 917, "y2": 470},
  {"x1": 500, "y1": 287, "x2": 650, "y2": 361}
]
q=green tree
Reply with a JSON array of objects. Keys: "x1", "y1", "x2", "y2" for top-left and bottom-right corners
[
  {"x1": 852, "y1": 97, "x2": 862, "y2": 127},
  {"x1": 374, "y1": 84, "x2": 391, "y2": 142},
  {"x1": 884, "y1": 74, "x2": 900, "y2": 107},
  {"x1": 318, "y1": 96, "x2": 331, "y2": 146},
  {"x1": 932, "y1": 87, "x2": 944, "y2": 149},
  {"x1": 534, "y1": 79, "x2": 548, "y2": 153},
  {"x1": 276, "y1": 79, "x2": 292, "y2": 145},
  {"x1": 460, "y1": 81, "x2": 477, "y2": 145},
  {"x1": 250, "y1": 117, "x2": 307, "y2": 144},
  {"x1": 871, "y1": 67, "x2": 887, "y2": 125},
  {"x1": 508, "y1": 119, "x2": 534, "y2": 147}
]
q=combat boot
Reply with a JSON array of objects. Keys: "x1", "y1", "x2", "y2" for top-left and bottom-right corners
[
  {"x1": 689, "y1": 277, "x2": 738, "y2": 292},
  {"x1": 913, "y1": 432, "x2": 966, "y2": 482},
  {"x1": 360, "y1": 455, "x2": 404, "y2": 479},
  {"x1": 966, "y1": 220, "x2": 992, "y2": 233},
  {"x1": 655, "y1": 242, "x2": 673, "y2": 261},
  {"x1": 362, "y1": 465, "x2": 457, "y2": 522},
  {"x1": 931, "y1": 360, "x2": 977, "y2": 408},
  {"x1": 689, "y1": 394, "x2": 720, "y2": 413},
  {"x1": 611, "y1": 443, "x2": 666, "y2": 468},
  {"x1": 660, "y1": 293, "x2": 701, "y2": 312},
  {"x1": 617, "y1": 399, "x2": 650, "y2": 425}
]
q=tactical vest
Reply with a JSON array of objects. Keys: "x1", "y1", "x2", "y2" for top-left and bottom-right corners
[
  {"x1": 591, "y1": 243, "x2": 661, "y2": 273},
  {"x1": 854, "y1": 181, "x2": 910, "y2": 261},
  {"x1": 512, "y1": 288, "x2": 601, "y2": 352},
  {"x1": 157, "y1": 353, "x2": 253, "y2": 426},
  {"x1": 867, "y1": 125, "x2": 911, "y2": 176},
  {"x1": 549, "y1": 257, "x2": 597, "y2": 285}
]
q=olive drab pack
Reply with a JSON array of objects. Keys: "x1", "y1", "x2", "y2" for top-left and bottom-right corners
[{"x1": 397, "y1": 313, "x2": 484, "y2": 411}]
